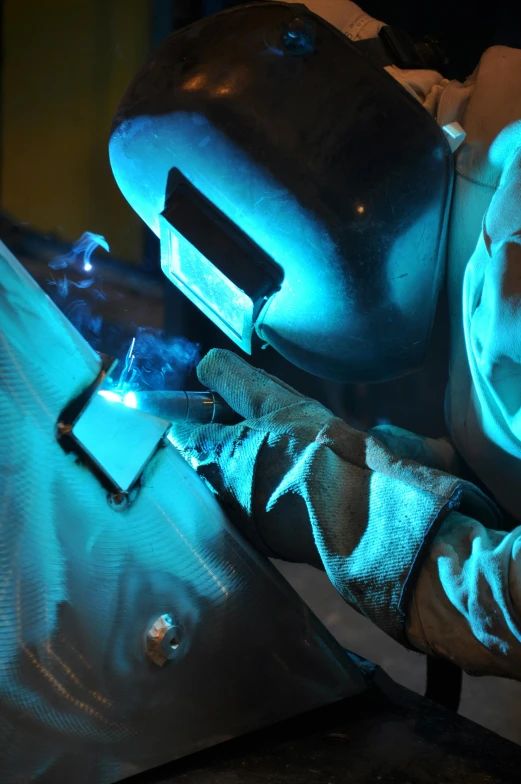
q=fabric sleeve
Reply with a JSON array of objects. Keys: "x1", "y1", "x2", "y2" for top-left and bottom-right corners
[
  {"x1": 449, "y1": 144, "x2": 521, "y2": 520},
  {"x1": 407, "y1": 511, "x2": 521, "y2": 679},
  {"x1": 171, "y1": 348, "x2": 501, "y2": 647},
  {"x1": 407, "y1": 144, "x2": 521, "y2": 677}
]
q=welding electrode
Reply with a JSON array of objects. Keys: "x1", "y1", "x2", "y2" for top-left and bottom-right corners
[{"x1": 130, "y1": 390, "x2": 242, "y2": 425}]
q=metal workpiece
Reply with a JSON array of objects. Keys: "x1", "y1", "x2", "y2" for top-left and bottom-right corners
[
  {"x1": 129, "y1": 390, "x2": 242, "y2": 425},
  {"x1": 56, "y1": 348, "x2": 173, "y2": 497},
  {"x1": 59, "y1": 366, "x2": 239, "y2": 496},
  {"x1": 146, "y1": 614, "x2": 184, "y2": 667},
  {"x1": 70, "y1": 391, "x2": 171, "y2": 494},
  {"x1": 0, "y1": 240, "x2": 365, "y2": 784}
]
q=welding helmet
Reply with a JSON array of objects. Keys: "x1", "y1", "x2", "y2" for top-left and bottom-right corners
[{"x1": 109, "y1": 1, "x2": 453, "y2": 383}]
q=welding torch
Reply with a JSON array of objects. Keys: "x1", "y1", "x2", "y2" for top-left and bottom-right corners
[
  {"x1": 127, "y1": 390, "x2": 242, "y2": 425},
  {"x1": 98, "y1": 346, "x2": 242, "y2": 426},
  {"x1": 60, "y1": 360, "x2": 243, "y2": 495}
]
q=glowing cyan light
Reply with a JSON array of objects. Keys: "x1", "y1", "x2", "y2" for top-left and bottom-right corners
[
  {"x1": 97, "y1": 389, "x2": 137, "y2": 409},
  {"x1": 123, "y1": 391, "x2": 137, "y2": 409},
  {"x1": 84, "y1": 262, "x2": 93, "y2": 272},
  {"x1": 98, "y1": 389, "x2": 123, "y2": 403}
]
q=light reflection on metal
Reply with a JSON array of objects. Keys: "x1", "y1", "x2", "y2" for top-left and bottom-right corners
[{"x1": 129, "y1": 389, "x2": 241, "y2": 425}]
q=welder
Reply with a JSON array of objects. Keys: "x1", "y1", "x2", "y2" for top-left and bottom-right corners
[{"x1": 110, "y1": 1, "x2": 521, "y2": 679}]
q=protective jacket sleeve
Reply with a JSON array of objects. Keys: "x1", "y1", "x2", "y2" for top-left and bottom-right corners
[
  {"x1": 169, "y1": 350, "x2": 498, "y2": 646},
  {"x1": 406, "y1": 511, "x2": 521, "y2": 679},
  {"x1": 406, "y1": 142, "x2": 521, "y2": 678},
  {"x1": 368, "y1": 424, "x2": 521, "y2": 680}
]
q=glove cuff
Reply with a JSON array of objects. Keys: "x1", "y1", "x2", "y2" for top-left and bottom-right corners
[{"x1": 313, "y1": 478, "x2": 499, "y2": 646}]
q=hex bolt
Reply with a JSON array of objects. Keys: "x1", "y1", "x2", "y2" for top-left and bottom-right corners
[{"x1": 146, "y1": 614, "x2": 184, "y2": 667}]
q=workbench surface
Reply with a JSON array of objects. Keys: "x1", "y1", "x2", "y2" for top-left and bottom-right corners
[{"x1": 126, "y1": 668, "x2": 521, "y2": 784}]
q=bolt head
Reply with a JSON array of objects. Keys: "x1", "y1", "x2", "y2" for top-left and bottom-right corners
[{"x1": 146, "y1": 614, "x2": 183, "y2": 667}]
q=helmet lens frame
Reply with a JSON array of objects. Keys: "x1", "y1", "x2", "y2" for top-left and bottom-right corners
[{"x1": 160, "y1": 169, "x2": 283, "y2": 352}]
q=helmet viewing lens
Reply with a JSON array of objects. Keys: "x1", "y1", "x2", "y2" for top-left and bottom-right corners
[
  {"x1": 160, "y1": 226, "x2": 255, "y2": 350},
  {"x1": 159, "y1": 170, "x2": 283, "y2": 353}
]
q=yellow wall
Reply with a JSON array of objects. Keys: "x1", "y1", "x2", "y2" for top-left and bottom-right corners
[{"x1": 2, "y1": 0, "x2": 150, "y2": 261}]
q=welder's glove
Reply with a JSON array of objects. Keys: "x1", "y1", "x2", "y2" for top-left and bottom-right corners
[{"x1": 170, "y1": 349, "x2": 499, "y2": 644}]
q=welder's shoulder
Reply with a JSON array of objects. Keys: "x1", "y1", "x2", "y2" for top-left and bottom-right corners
[{"x1": 452, "y1": 46, "x2": 521, "y2": 190}]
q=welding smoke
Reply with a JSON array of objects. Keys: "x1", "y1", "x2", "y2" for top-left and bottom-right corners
[
  {"x1": 120, "y1": 328, "x2": 200, "y2": 392},
  {"x1": 47, "y1": 231, "x2": 200, "y2": 391},
  {"x1": 47, "y1": 231, "x2": 108, "y2": 339},
  {"x1": 49, "y1": 230, "x2": 110, "y2": 272}
]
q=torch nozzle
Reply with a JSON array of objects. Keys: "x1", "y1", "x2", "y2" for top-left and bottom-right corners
[{"x1": 127, "y1": 390, "x2": 241, "y2": 425}]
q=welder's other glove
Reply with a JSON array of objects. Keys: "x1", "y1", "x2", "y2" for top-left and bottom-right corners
[{"x1": 170, "y1": 349, "x2": 499, "y2": 644}]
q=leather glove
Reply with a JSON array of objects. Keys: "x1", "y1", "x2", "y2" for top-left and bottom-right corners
[{"x1": 170, "y1": 349, "x2": 499, "y2": 644}]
